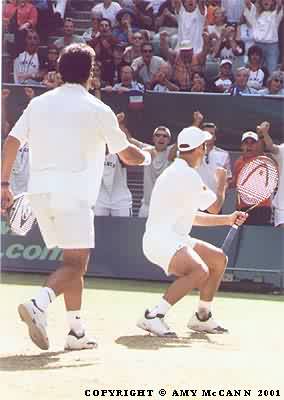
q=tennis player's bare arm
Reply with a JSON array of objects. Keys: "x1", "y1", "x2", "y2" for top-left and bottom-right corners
[
  {"x1": 257, "y1": 122, "x2": 279, "y2": 154},
  {"x1": 193, "y1": 211, "x2": 247, "y2": 227}
]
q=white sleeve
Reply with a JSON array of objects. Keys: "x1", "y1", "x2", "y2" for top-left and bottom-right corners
[
  {"x1": 199, "y1": 185, "x2": 217, "y2": 211},
  {"x1": 8, "y1": 102, "x2": 31, "y2": 148},
  {"x1": 99, "y1": 106, "x2": 129, "y2": 154}
]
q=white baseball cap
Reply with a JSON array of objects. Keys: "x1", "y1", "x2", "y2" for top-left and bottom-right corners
[
  {"x1": 220, "y1": 59, "x2": 232, "y2": 66},
  {"x1": 241, "y1": 131, "x2": 259, "y2": 142},
  {"x1": 177, "y1": 126, "x2": 212, "y2": 152}
]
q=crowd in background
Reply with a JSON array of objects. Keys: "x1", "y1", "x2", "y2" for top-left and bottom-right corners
[{"x1": 2, "y1": 0, "x2": 284, "y2": 94}]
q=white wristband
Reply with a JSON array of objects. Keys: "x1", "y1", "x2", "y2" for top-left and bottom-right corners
[{"x1": 139, "y1": 151, "x2": 151, "y2": 166}]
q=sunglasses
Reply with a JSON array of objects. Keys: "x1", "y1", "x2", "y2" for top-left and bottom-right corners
[{"x1": 154, "y1": 133, "x2": 169, "y2": 138}]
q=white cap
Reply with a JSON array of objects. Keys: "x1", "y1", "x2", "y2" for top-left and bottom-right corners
[
  {"x1": 241, "y1": 131, "x2": 259, "y2": 142},
  {"x1": 177, "y1": 126, "x2": 212, "y2": 152},
  {"x1": 220, "y1": 59, "x2": 232, "y2": 66}
]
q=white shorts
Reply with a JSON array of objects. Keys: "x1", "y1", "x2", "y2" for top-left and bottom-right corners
[
  {"x1": 143, "y1": 231, "x2": 197, "y2": 275},
  {"x1": 29, "y1": 193, "x2": 95, "y2": 249},
  {"x1": 274, "y1": 208, "x2": 284, "y2": 227},
  {"x1": 95, "y1": 206, "x2": 132, "y2": 217}
]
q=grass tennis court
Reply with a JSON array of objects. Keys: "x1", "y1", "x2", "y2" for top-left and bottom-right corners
[{"x1": 0, "y1": 273, "x2": 283, "y2": 400}]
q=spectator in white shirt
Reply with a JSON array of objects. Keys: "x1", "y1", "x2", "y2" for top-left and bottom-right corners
[
  {"x1": 212, "y1": 58, "x2": 234, "y2": 92},
  {"x1": 54, "y1": 18, "x2": 85, "y2": 51},
  {"x1": 104, "y1": 65, "x2": 145, "y2": 92},
  {"x1": 152, "y1": 62, "x2": 180, "y2": 91},
  {"x1": 246, "y1": 45, "x2": 268, "y2": 90},
  {"x1": 221, "y1": 0, "x2": 245, "y2": 23},
  {"x1": 176, "y1": 0, "x2": 207, "y2": 54},
  {"x1": 82, "y1": 11, "x2": 102, "y2": 44},
  {"x1": 244, "y1": 0, "x2": 283, "y2": 74},
  {"x1": 92, "y1": 0, "x2": 122, "y2": 27}
]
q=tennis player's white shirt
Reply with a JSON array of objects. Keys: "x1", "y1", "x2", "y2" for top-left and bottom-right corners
[
  {"x1": 143, "y1": 158, "x2": 216, "y2": 273},
  {"x1": 95, "y1": 153, "x2": 132, "y2": 216},
  {"x1": 272, "y1": 144, "x2": 284, "y2": 226},
  {"x1": 197, "y1": 146, "x2": 232, "y2": 194},
  {"x1": 8, "y1": 83, "x2": 129, "y2": 248}
]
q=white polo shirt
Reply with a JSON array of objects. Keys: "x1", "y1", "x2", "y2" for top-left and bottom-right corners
[
  {"x1": 272, "y1": 144, "x2": 284, "y2": 210},
  {"x1": 177, "y1": 5, "x2": 206, "y2": 54},
  {"x1": 145, "y1": 158, "x2": 216, "y2": 236},
  {"x1": 197, "y1": 146, "x2": 232, "y2": 194},
  {"x1": 92, "y1": 2, "x2": 121, "y2": 26},
  {"x1": 9, "y1": 83, "x2": 129, "y2": 205}
]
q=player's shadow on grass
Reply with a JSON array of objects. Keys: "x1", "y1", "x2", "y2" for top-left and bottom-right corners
[
  {"x1": 116, "y1": 332, "x2": 222, "y2": 350},
  {"x1": 0, "y1": 351, "x2": 96, "y2": 371}
]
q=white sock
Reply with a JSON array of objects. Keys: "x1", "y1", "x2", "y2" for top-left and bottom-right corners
[
  {"x1": 148, "y1": 298, "x2": 171, "y2": 318},
  {"x1": 67, "y1": 311, "x2": 84, "y2": 336},
  {"x1": 198, "y1": 300, "x2": 212, "y2": 319},
  {"x1": 32, "y1": 287, "x2": 56, "y2": 312}
]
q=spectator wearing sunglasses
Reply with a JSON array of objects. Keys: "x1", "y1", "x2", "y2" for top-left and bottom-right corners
[
  {"x1": 258, "y1": 71, "x2": 284, "y2": 96},
  {"x1": 139, "y1": 126, "x2": 176, "y2": 218}
]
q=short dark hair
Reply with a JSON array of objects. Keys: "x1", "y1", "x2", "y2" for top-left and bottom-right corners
[
  {"x1": 58, "y1": 43, "x2": 96, "y2": 84},
  {"x1": 141, "y1": 42, "x2": 154, "y2": 51},
  {"x1": 248, "y1": 45, "x2": 263, "y2": 58}
]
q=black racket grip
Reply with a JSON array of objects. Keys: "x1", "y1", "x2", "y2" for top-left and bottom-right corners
[{"x1": 222, "y1": 224, "x2": 239, "y2": 255}]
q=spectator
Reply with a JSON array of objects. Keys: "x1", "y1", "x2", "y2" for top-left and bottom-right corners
[
  {"x1": 131, "y1": 41, "x2": 166, "y2": 88},
  {"x1": 3, "y1": 0, "x2": 17, "y2": 31},
  {"x1": 32, "y1": 0, "x2": 55, "y2": 43},
  {"x1": 42, "y1": 71, "x2": 63, "y2": 88},
  {"x1": 258, "y1": 70, "x2": 284, "y2": 95},
  {"x1": 95, "y1": 151, "x2": 133, "y2": 217},
  {"x1": 190, "y1": 75, "x2": 206, "y2": 92},
  {"x1": 151, "y1": 62, "x2": 180, "y2": 91},
  {"x1": 207, "y1": 6, "x2": 227, "y2": 39},
  {"x1": 106, "y1": 65, "x2": 145, "y2": 92},
  {"x1": 213, "y1": 24, "x2": 245, "y2": 67},
  {"x1": 176, "y1": 0, "x2": 207, "y2": 54},
  {"x1": 246, "y1": 45, "x2": 268, "y2": 90},
  {"x1": 212, "y1": 59, "x2": 234, "y2": 92},
  {"x1": 113, "y1": 8, "x2": 139, "y2": 45},
  {"x1": 232, "y1": 130, "x2": 271, "y2": 224},
  {"x1": 221, "y1": 0, "x2": 245, "y2": 24},
  {"x1": 13, "y1": 30, "x2": 43, "y2": 84},
  {"x1": 160, "y1": 33, "x2": 209, "y2": 91},
  {"x1": 102, "y1": 43, "x2": 129, "y2": 85},
  {"x1": 123, "y1": 31, "x2": 144, "y2": 63},
  {"x1": 227, "y1": 66, "x2": 258, "y2": 94},
  {"x1": 138, "y1": 126, "x2": 176, "y2": 217},
  {"x1": 41, "y1": 44, "x2": 59, "y2": 75},
  {"x1": 258, "y1": 121, "x2": 284, "y2": 228},
  {"x1": 244, "y1": 0, "x2": 283, "y2": 74},
  {"x1": 193, "y1": 112, "x2": 231, "y2": 212},
  {"x1": 52, "y1": 0, "x2": 68, "y2": 20},
  {"x1": 89, "y1": 18, "x2": 117, "y2": 62},
  {"x1": 132, "y1": 0, "x2": 154, "y2": 31},
  {"x1": 236, "y1": 15, "x2": 255, "y2": 58},
  {"x1": 92, "y1": 0, "x2": 122, "y2": 27},
  {"x1": 206, "y1": 0, "x2": 222, "y2": 25},
  {"x1": 54, "y1": 18, "x2": 84, "y2": 51},
  {"x1": 154, "y1": 0, "x2": 179, "y2": 50},
  {"x1": 82, "y1": 11, "x2": 102, "y2": 44}
]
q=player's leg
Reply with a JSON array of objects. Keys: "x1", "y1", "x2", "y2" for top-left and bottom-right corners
[
  {"x1": 187, "y1": 239, "x2": 228, "y2": 333},
  {"x1": 137, "y1": 245, "x2": 209, "y2": 337}
]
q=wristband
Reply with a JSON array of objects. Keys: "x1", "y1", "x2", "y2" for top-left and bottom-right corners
[
  {"x1": 1, "y1": 181, "x2": 10, "y2": 186},
  {"x1": 139, "y1": 151, "x2": 151, "y2": 166}
]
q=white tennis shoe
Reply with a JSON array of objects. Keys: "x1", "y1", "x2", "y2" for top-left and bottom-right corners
[
  {"x1": 137, "y1": 310, "x2": 177, "y2": 337},
  {"x1": 187, "y1": 312, "x2": 228, "y2": 334},
  {"x1": 18, "y1": 300, "x2": 49, "y2": 350},
  {"x1": 64, "y1": 330, "x2": 97, "y2": 350}
]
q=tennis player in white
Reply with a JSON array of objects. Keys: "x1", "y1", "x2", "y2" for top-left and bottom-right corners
[
  {"x1": 137, "y1": 126, "x2": 248, "y2": 336},
  {"x1": 1, "y1": 44, "x2": 151, "y2": 351}
]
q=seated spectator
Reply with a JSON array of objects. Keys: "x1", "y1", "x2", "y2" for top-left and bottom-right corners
[
  {"x1": 8, "y1": 0, "x2": 38, "y2": 55},
  {"x1": 95, "y1": 151, "x2": 133, "y2": 217},
  {"x1": 213, "y1": 24, "x2": 245, "y2": 68},
  {"x1": 89, "y1": 18, "x2": 117, "y2": 62},
  {"x1": 54, "y1": 18, "x2": 84, "y2": 51},
  {"x1": 113, "y1": 8, "x2": 139, "y2": 45},
  {"x1": 32, "y1": 0, "x2": 55, "y2": 43},
  {"x1": 41, "y1": 44, "x2": 59, "y2": 75},
  {"x1": 92, "y1": 0, "x2": 122, "y2": 27},
  {"x1": 102, "y1": 43, "x2": 129, "y2": 85},
  {"x1": 212, "y1": 59, "x2": 234, "y2": 92},
  {"x1": 132, "y1": 0, "x2": 154, "y2": 31},
  {"x1": 131, "y1": 42, "x2": 166, "y2": 88},
  {"x1": 138, "y1": 126, "x2": 176, "y2": 217},
  {"x1": 176, "y1": 0, "x2": 206, "y2": 54},
  {"x1": 246, "y1": 45, "x2": 268, "y2": 90},
  {"x1": 258, "y1": 71, "x2": 284, "y2": 96},
  {"x1": 227, "y1": 66, "x2": 258, "y2": 94},
  {"x1": 123, "y1": 31, "x2": 144, "y2": 63},
  {"x1": 206, "y1": 0, "x2": 222, "y2": 25},
  {"x1": 153, "y1": 0, "x2": 179, "y2": 51},
  {"x1": 82, "y1": 11, "x2": 102, "y2": 44},
  {"x1": 207, "y1": 6, "x2": 227, "y2": 39},
  {"x1": 151, "y1": 62, "x2": 180, "y2": 91},
  {"x1": 232, "y1": 130, "x2": 272, "y2": 224},
  {"x1": 190, "y1": 75, "x2": 206, "y2": 92},
  {"x1": 221, "y1": 0, "x2": 245, "y2": 24},
  {"x1": 193, "y1": 112, "x2": 231, "y2": 212},
  {"x1": 13, "y1": 30, "x2": 43, "y2": 84},
  {"x1": 244, "y1": 0, "x2": 283, "y2": 74},
  {"x1": 106, "y1": 65, "x2": 145, "y2": 92},
  {"x1": 160, "y1": 33, "x2": 209, "y2": 91},
  {"x1": 42, "y1": 71, "x2": 63, "y2": 88}
]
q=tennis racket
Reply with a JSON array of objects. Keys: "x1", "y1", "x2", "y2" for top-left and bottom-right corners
[
  {"x1": 7, "y1": 192, "x2": 36, "y2": 236},
  {"x1": 222, "y1": 156, "x2": 279, "y2": 254}
]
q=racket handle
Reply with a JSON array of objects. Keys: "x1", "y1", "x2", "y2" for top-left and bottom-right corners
[{"x1": 221, "y1": 224, "x2": 239, "y2": 255}]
